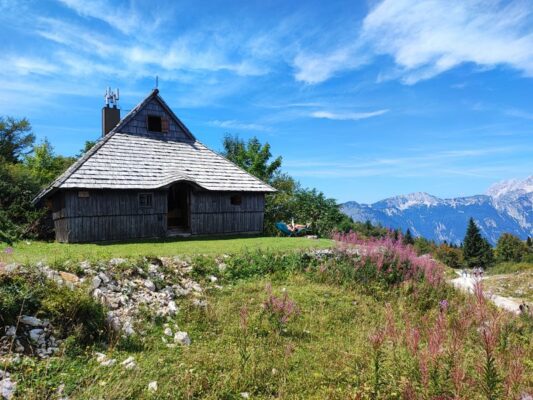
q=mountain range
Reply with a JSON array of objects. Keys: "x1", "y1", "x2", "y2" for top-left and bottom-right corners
[{"x1": 341, "y1": 176, "x2": 533, "y2": 245}]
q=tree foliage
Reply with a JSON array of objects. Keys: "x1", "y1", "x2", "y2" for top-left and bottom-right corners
[
  {"x1": 462, "y1": 218, "x2": 493, "y2": 269},
  {"x1": 0, "y1": 117, "x2": 79, "y2": 242},
  {"x1": 495, "y1": 233, "x2": 528, "y2": 263},
  {"x1": 222, "y1": 134, "x2": 349, "y2": 237},
  {"x1": 0, "y1": 116, "x2": 35, "y2": 163},
  {"x1": 222, "y1": 134, "x2": 282, "y2": 183}
]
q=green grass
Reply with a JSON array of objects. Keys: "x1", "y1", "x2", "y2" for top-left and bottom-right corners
[
  {"x1": 8, "y1": 274, "x2": 533, "y2": 399},
  {"x1": 0, "y1": 236, "x2": 332, "y2": 265},
  {"x1": 487, "y1": 261, "x2": 533, "y2": 275}
]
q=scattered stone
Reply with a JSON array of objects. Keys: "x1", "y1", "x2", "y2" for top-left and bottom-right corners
[
  {"x1": 59, "y1": 271, "x2": 79, "y2": 284},
  {"x1": 121, "y1": 356, "x2": 136, "y2": 370},
  {"x1": 98, "y1": 272, "x2": 110, "y2": 284},
  {"x1": 148, "y1": 381, "x2": 158, "y2": 393},
  {"x1": 92, "y1": 276, "x2": 102, "y2": 289},
  {"x1": 167, "y1": 300, "x2": 178, "y2": 316},
  {"x1": 208, "y1": 275, "x2": 218, "y2": 283},
  {"x1": 174, "y1": 331, "x2": 191, "y2": 346},
  {"x1": 19, "y1": 316, "x2": 43, "y2": 327},
  {"x1": 144, "y1": 280, "x2": 156, "y2": 292},
  {"x1": 0, "y1": 370, "x2": 16, "y2": 400},
  {"x1": 4, "y1": 327, "x2": 16, "y2": 337},
  {"x1": 164, "y1": 327, "x2": 173, "y2": 337},
  {"x1": 100, "y1": 358, "x2": 116, "y2": 367},
  {"x1": 240, "y1": 392, "x2": 250, "y2": 399},
  {"x1": 192, "y1": 299, "x2": 208, "y2": 308}
]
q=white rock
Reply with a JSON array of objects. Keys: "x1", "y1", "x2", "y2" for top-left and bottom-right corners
[
  {"x1": 0, "y1": 373, "x2": 16, "y2": 400},
  {"x1": 98, "y1": 272, "x2": 110, "y2": 284},
  {"x1": 122, "y1": 321, "x2": 135, "y2": 336},
  {"x1": 164, "y1": 327, "x2": 173, "y2": 337},
  {"x1": 192, "y1": 299, "x2": 208, "y2": 308},
  {"x1": 208, "y1": 275, "x2": 218, "y2": 283},
  {"x1": 174, "y1": 331, "x2": 191, "y2": 346},
  {"x1": 167, "y1": 301, "x2": 178, "y2": 316},
  {"x1": 121, "y1": 356, "x2": 136, "y2": 370},
  {"x1": 95, "y1": 352, "x2": 107, "y2": 363},
  {"x1": 92, "y1": 276, "x2": 102, "y2": 289},
  {"x1": 19, "y1": 316, "x2": 43, "y2": 327},
  {"x1": 148, "y1": 381, "x2": 158, "y2": 393},
  {"x1": 4, "y1": 326, "x2": 16, "y2": 337},
  {"x1": 144, "y1": 280, "x2": 156, "y2": 292},
  {"x1": 240, "y1": 392, "x2": 250, "y2": 399},
  {"x1": 100, "y1": 358, "x2": 116, "y2": 367},
  {"x1": 29, "y1": 328, "x2": 44, "y2": 343}
]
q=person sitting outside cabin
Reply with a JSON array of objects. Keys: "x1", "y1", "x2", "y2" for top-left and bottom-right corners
[{"x1": 288, "y1": 218, "x2": 309, "y2": 232}]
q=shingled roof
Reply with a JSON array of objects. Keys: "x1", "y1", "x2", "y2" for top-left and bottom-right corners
[{"x1": 34, "y1": 89, "x2": 275, "y2": 204}]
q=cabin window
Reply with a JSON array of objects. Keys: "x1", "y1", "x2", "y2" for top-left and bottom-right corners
[
  {"x1": 139, "y1": 193, "x2": 153, "y2": 208},
  {"x1": 147, "y1": 115, "x2": 169, "y2": 133},
  {"x1": 230, "y1": 195, "x2": 242, "y2": 206}
]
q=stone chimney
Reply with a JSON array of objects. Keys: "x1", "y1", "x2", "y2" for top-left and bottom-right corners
[{"x1": 102, "y1": 87, "x2": 120, "y2": 137}]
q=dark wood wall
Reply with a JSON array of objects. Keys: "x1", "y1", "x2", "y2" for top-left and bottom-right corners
[
  {"x1": 50, "y1": 188, "x2": 265, "y2": 242},
  {"x1": 190, "y1": 191, "x2": 264, "y2": 235},
  {"x1": 52, "y1": 190, "x2": 167, "y2": 243}
]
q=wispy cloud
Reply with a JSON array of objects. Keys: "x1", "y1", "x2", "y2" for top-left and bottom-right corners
[
  {"x1": 505, "y1": 108, "x2": 533, "y2": 120},
  {"x1": 310, "y1": 109, "x2": 389, "y2": 121},
  {"x1": 208, "y1": 119, "x2": 271, "y2": 132},
  {"x1": 293, "y1": 0, "x2": 533, "y2": 84},
  {"x1": 286, "y1": 145, "x2": 528, "y2": 178}
]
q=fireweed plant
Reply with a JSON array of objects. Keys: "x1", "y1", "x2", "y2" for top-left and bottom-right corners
[{"x1": 328, "y1": 232, "x2": 532, "y2": 399}]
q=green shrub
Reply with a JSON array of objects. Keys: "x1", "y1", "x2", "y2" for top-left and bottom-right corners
[{"x1": 41, "y1": 285, "x2": 107, "y2": 344}]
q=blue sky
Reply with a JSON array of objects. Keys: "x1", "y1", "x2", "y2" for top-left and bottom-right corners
[{"x1": 1, "y1": 0, "x2": 532, "y2": 203}]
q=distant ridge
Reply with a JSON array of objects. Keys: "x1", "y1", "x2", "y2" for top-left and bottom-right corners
[{"x1": 341, "y1": 176, "x2": 533, "y2": 245}]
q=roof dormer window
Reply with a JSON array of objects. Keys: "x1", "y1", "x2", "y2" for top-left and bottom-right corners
[{"x1": 147, "y1": 115, "x2": 169, "y2": 133}]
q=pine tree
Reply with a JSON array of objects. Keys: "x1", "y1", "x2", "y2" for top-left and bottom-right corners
[
  {"x1": 463, "y1": 218, "x2": 493, "y2": 269},
  {"x1": 527, "y1": 236, "x2": 532, "y2": 248},
  {"x1": 403, "y1": 228, "x2": 415, "y2": 245}
]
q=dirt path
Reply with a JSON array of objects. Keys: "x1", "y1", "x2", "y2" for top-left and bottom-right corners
[{"x1": 450, "y1": 271, "x2": 524, "y2": 314}]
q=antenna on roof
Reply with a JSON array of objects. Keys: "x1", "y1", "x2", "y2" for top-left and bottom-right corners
[
  {"x1": 155, "y1": 75, "x2": 159, "y2": 89},
  {"x1": 104, "y1": 87, "x2": 120, "y2": 108}
]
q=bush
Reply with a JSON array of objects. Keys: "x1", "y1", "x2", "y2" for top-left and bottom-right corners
[
  {"x1": 41, "y1": 285, "x2": 107, "y2": 344},
  {"x1": 0, "y1": 269, "x2": 107, "y2": 345}
]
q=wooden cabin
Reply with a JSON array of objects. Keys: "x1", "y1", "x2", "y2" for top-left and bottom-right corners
[{"x1": 34, "y1": 89, "x2": 275, "y2": 243}]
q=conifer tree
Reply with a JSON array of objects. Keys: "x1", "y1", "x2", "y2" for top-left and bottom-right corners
[
  {"x1": 403, "y1": 228, "x2": 415, "y2": 245},
  {"x1": 463, "y1": 218, "x2": 493, "y2": 269},
  {"x1": 527, "y1": 236, "x2": 532, "y2": 248}
]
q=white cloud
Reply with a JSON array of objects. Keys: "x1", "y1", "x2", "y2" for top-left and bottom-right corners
[
  {"x1": 310, "y1": 109, "x2": 389, "y2": 121},
  {"x1": 505, "y1": 109, "x2": 533, "y2": 120},
  {"x1": 293, "y1": 0, "x2": 533, "y2": 84},
  {"x1": 208, "y1": 120, "x2": 271, "y2": 132},
  {"x1": 293, "y1": 45, "x2": 367, "y2": 84}
]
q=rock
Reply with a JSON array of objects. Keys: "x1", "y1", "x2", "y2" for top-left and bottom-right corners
[
  {"x1": 4, "y1": 327, "x2": 16, "y2": 337},
  {"x1": 122, "y1": 321, "x2": 135, "y2": 336},
  {"x1": 19, "y1": 316, "x2": 43, "y2": 327},
  {"x1": 144, "y1": 280, "x2": 156, "y2": 292},
  {"x1": 240, "y1": 392, "x2": 250, "y2": 399},
  {"x1": 208, "y1": 275, "x2": 218, "y2": 283},
  {"x1": 109, "y1": 258, "x2": 127, "y2": 266},
  {"x1": 148, "y1": 381, "x2": 158, "y2": 393},
  {"x1": 29, "y1": 328, "x2": 44, "y2": 343},
  {"x1": 0, "y1": 370, "x2": 16, "y2": 400},
  {"x1": 192, "y1": 299, "x2": 208, "y2": 308},
  {"x1": 98, "y1": 272, "x2": 110, "y2": 284},
  {"x1": 164, "y1": 327, "x2": 173, "y2": 337},
  {"x1": 167, "y1": 301, "x2": 178, "y2": 316},
  {"x1": 92, "y1": 276, "x2": 102, "y2": 289},
  {"x1": 121, "y1": 356, "x2": 136, "y2": 370},
  {"x1": 217, "y1": 263, "x2": 227, "y2": 272},
  {"x1": 174, "y1": 331, "x2": 191, "y2": 346},
  {"x1": 95, "y1": 352, "x2": 107, "y2": 363},
  {"x1": 100, "y1": 358, "x2": 116, "y2": 367},
  {"x1": 59, "y1": 271, "x2": 79, "y2": 284}
]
